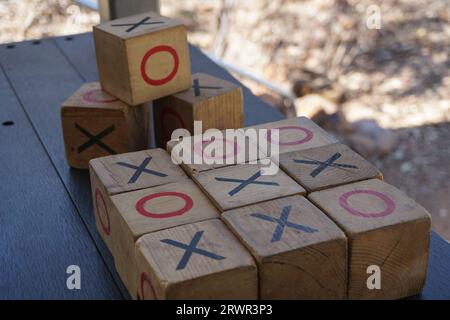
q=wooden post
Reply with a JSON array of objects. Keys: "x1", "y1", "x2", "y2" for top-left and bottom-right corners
[{"x1": 98, "y1": 0, "x2": 160, "y2": 22}]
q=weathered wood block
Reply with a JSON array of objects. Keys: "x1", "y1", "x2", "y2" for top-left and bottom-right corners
[
  {"x1": 89, "y1": 148, "x2": 186, "y2": 254},
  {"x1": 110, "y1": 179, "x2": 220, "y2": 298},
  {"x1": 279, "y1": 143, "x2": 382, "y2": 192},
  {"x1": 244, "y1": 116, "x2": 338, "y2": 156},
  {"x1": 135, "y1": 219, "x2": 258, "y2": 299},
  {"x1": 194, "y1": 162, "x2": 305, "y2": 211},
  {"x1": 222, "y1": 195, "x2": 347, "y2": 299},
  {"x1": 166, "y1": 130, "x2": 265, "y2": 176},
  {"x1": 154, "y1": 73, "x2": 244, "y2": 147},
  {"x1": 309, "y1": 179, "x2": 431, "y2": 299},
  {"x1": 93, "y1": 12, "x2": 191, "y2": 105},
  {"x1": 61, "y1": 82, "x2": 149, "y2": 169}
]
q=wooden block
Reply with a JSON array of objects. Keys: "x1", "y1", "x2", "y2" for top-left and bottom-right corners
[
  {"x1": 89, "y1": 148, "x2": 187, "y2": 254},
  {"x1": 166, "y1": 130, "x2": 265, "y2": 176},
  {"x1": 308, "y1": 179, "x2": 431, "y2": 299},
  {"x1": 279, "y1": 143, "x2": 383, "y2": 192},
  {"x1": 61, "y1": 82, "x2": 149, "y2": 169},
  {"x1": 135, "y1": 219, "x2": 258, "y2": 299},
  {"x1": 93, "y1": 12, "x2": 191, "y2": 105},
  {"x1": 110, "y1": 179, "x2": 220, "y2": 298},
  {"x1": 194, "y1": 162, "x2": 305, "y2": 211},
  {"x1": 222, "y1": 195, "x2": 347, "y2": 299},
  {"x1": 244, "y1": 116, "x2": 338, "y2": 156},
  {"x1": 154, "y1": 73, "x2": 244, "y2": 147}
]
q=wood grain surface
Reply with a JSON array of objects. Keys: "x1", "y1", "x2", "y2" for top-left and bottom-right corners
[
  {"x1": 222, "y1": 195, "x2": 347, "y2": 299},
  {"x1": 94, "y1": 12, "x2": 191, "y2": 105},
  {"x1": 154, "y1": 72, "x2": 244, "y2": 147},
  {"x1": 279, "y1": 143, "x2": 382, "y2": 192},
  {"x1": 135, "y1": 219, "x2": 257, "y2": 299},
  {"x1": 309, "y1": 179, "x2": 431, "y2": 299}
]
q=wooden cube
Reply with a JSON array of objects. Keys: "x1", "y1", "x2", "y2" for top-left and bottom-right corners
[
  {"x1": 61, "y1": 82, "x2": 149, "y2": 169},
  {"x1": 154, "y1": 73, "x2": 244, "y2": 147},
  {"x1": 222, "y1": 195, "x2": 347, "y2": 299},
  {"x1": 194, "y1": 162, "x2": 305, "y2": 211},
  {"x1": 309, "y1": 179, "x2": 431, "y2": 299},
  {"x1": 89, "y1": 148, "x2": 187, "y2": 254},
  {"x1": 110, "y1": 179, "x2": 220, "y2": 298},
  {"x1": 93, "y1": 12, "x2": 191, "y2": 105},
  {"x1": 244, "y1": 116, "x2": 338, "y2": 156},
  {"x1": 166, "y1": 130, "x2": 265, "y2": 176},
  {"x1": 279, "y1": 143, "x2": 382, "y2": 192},
  {"x1": 135, "y1": 219, "x2": 258, "y2": 299}
]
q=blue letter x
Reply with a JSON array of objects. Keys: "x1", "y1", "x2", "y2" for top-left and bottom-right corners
[
  {"x1": 251, "y1": 205, "x2": 318, "y2": 242},
  {"x1": 116, "y1": 157, "x2": 167, "y2": 184},
  {"x1": 294, "y1": 152, "x2": 358, "y2": 177},
  {"x1": 215, "y1": 170, "x2": 280, "y2": 196},
  {"x1": 160, "y1": 231, "x2": 226, "y2": 270}
]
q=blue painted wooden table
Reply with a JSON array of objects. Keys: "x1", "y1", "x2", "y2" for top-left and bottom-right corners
[{"x1": 0, "y1": 33, "x2": 448, "y2": 299}]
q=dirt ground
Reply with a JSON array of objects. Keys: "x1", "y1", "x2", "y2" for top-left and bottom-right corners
[{"x1": 1, "y1": 0, "x2": 449, "y2": 239}]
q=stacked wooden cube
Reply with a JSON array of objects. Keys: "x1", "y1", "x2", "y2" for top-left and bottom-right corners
[
  {"x1": 60, "y1": 12, "x2": 243, "y2": 169},
  {"x1": 90, "y1": 115, "x2": 431, "y2": 300},
  {"x1": 64, "y1": 11, "x2": 431, "y2": 300}
]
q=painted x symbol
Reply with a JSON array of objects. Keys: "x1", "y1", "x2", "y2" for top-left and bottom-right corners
[
  {"x1": 160, "y1": 231, "x2": 225, "y2": 270},
  {"x1": 293, "y1": 152, "x2": 358, "y2": 177},
  {"x1": 215, "y1": 170, "x2": 279, "y2": 196},
  {"x1": 116, "y1": 157, "x2": 168, "y2": 184},
  {"x1": 251, "y1": 205, "x2": 318, "y2": 243},
  {"x1": 111, "y1": 16, "x2": 164, "y2": 33},
  {"x1": 192, "y1": 78, "x2": 222, "y2": 97},
  {"x1": 75, "y1": 123, "x2": 116, "y2": 155}
]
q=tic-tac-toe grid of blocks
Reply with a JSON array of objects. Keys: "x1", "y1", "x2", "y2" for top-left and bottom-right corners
[
  {"x1": 61, "y1": 12, "x2": 244, "y2": 169},
  {"x1": 89, "y1": 116, "x2": 431, "y2": 300}
]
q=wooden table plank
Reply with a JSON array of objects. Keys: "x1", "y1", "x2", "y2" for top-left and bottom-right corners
[
  {"x1": 0, "y1": 64, "x2": 122, "y2": 299},
  {"x1": 0, "y1": 38, "x2": 128, "y2": 298},
  {"x1": 419, "y1": 232, "x2": 450, "y2": 299}
]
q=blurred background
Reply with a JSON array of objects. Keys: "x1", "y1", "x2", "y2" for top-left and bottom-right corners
[{"x1": 1, "y1": 0, "x2": 449, "y2": 239}]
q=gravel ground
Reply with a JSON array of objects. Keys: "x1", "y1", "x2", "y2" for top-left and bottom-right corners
[{"x1": 1, "y1": 0, "x2": 449, "y2": 239}]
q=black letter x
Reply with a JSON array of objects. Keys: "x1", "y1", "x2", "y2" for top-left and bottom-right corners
[
  {"x1": 251, "y1": 205, "x2": 318, "y2": 242},
  {"x1": 111, "y1": 16, "x2": 164, "y2": 33},
  {"x1": 192, "y1": 78, "x2": 222, "y2": 97},
  {"x1": 294, "y1": 152, "x2": 358, "y2": 177},
  {"x1": 116, "y1": 157, "x2": 168, "y2": 184},
  {"x1": 76, "y1": 123, "x2": 116, "y2": 155},
  {"x1": 215, "y1": 170, "x2": 279, "y2": 196},
  {"x1": 160, "y1": 231, "x2": 225, "y2": 270}
]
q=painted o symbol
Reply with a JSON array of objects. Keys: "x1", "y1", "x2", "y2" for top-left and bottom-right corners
[
  {"x1": 193, "y1": 138, "x2": 239, "y2": 160},
  {"x1": 140, "y1": 45, "x2": 179, "y2": 86},
  {"x1": 266, "y1": 125, "x2": 314, "y2": 146},
  {"x1": 95, "y1": 188, "x2": 111, "y2": 235},
  {"x1": 135, "y1": 191, "x2": 193, "y2": 219},
  {"x1": 83, "y1": 89, "x2": 118, "y2": 104},
  {"x1": 339, "y1": 189, "x2": 396, "y2": 218}
]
